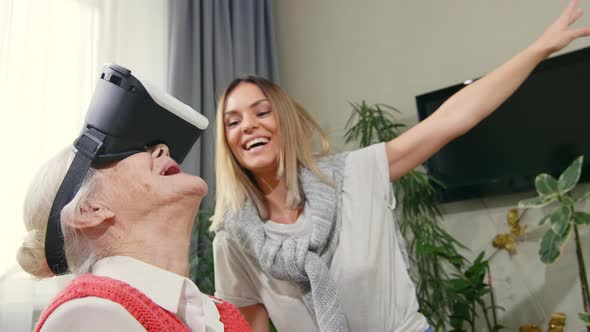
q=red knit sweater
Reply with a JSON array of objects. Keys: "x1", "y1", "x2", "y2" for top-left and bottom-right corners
[{"x1": 35, "y1": 274, "x2": 250, "y2": 332}]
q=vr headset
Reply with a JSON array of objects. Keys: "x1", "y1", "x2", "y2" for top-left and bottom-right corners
[{"x1": 45, "y1": 64, "x2": 208, "y2": 275}]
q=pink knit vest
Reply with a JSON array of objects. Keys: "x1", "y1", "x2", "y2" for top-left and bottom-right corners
[{"x1": 35, "y1": 274, "x2": 251, "y2": 332}]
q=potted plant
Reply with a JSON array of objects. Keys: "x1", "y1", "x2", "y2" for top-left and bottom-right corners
[{"x1": 518, "y1": 156, "x2": 590, "y2": 329}]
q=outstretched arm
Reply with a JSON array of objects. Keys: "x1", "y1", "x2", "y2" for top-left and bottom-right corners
[{"x1": 387, "y1": 0, "x2": 590, "y2": 182}]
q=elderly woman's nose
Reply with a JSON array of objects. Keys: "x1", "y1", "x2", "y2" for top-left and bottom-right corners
[{"x1": 151, "y1": 144, "x2": 170, "y2": 158}]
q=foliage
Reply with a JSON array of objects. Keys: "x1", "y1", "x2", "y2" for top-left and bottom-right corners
[
  {"x1": 189, "y1": 208, "x2": 215, "y2": 295},
  {"x1": 518, "y1": 156, "x2": 590, "y2": 327},
  {"x1": 518, "y1": 156, "x2": 589, "y2": 263},
  {"x1": 580, "y1": 312, "x2": 590, "y2": 326},
  {"x1": 344, "y1": 101, "x2": 405, "y2": 146},
  {"x1": 447, "y1": 252, "x2": 503, "y2": 332},
  {"x1": 345, "y1": 101, "x2": 502, "y2": 331}
]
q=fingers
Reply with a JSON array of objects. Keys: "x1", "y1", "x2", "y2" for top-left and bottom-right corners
[
  {"x1": 561, "y1": 0, "x2": 580, "y2": 23},
  {"x1": 566, "y1": 0, "x2": 580, "y2": 15},
  {"x1": 571, "y1": 27, "x2": 590, "y2": 38},
  {"x1": 569, "y1": 8, "x2": 584, "y2": 25}
]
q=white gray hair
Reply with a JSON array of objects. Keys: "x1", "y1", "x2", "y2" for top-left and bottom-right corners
[{"x1": 17, "y1": 147, "x2": 102, "y2": 277}]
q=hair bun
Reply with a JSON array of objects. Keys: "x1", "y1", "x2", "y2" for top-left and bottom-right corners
[{"x1": 16, "y1": 230, "x2": 54, "y2": 278}]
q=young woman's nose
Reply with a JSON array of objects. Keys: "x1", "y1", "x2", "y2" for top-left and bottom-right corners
[
  {"x1": 150, "y1": 144, "x2": 170, "y2": 158},
  {"x1": 241, "y1": 113, "x2": 259, "y2": 133}
]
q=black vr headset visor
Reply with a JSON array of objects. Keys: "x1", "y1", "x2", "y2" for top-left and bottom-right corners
[{"x1": 45, "y1": 64, "x2": 208, "y2": 275}]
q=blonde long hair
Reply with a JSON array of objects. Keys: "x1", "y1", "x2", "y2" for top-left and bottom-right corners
[{"x1": 210, "y1": 76, "x2": 330, "y2": 230}]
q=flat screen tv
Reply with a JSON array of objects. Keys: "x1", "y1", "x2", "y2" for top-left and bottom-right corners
[{"x1": 416, "y1": 46, "x2": 590, "y2": 203}]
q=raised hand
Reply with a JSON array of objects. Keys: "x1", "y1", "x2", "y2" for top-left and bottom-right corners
[
  {"x1": 385, "y1": 0, "x2": 590, "y2": 183},
  {"x1": 532, "y1": 0, "x2": 590, "y2": 56}
]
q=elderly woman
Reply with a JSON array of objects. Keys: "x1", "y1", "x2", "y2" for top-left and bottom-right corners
[
  {"x1": 17, "y1": 143, "x2": 250, "y2": 331},
  {"x1": 16, "y1": 61, "x2": 252, "y2": 331}
]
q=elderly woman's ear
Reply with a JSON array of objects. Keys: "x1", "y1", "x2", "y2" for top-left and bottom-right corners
[{"x1": 62, "y1": 200, "x2": 115, "y2": 229}]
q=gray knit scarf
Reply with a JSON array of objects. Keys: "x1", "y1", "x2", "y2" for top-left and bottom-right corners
[{"x1": 222, "y1": 153, "x2": 349, "y2": 332}]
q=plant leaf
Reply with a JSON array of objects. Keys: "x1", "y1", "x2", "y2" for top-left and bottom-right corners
[
  {"x1": 416, "y1": 242, "x2": 435, "y2": 254},
  {"x1": 538, "y1": 213, "x2": 551, "y2": 226},
  {"x1": 579, "y1": 312, "x2": 590, "y2": 326},
  {"x1": 560, "y1": 195, "x2": 575, "y2": 207},
  {"x1": 558, "y1": 156, "x2": 583, "y2": 194},
  {"x1": 535, "y1": 173, "x2": 559, "y2": 198},
  {"x1": 450, "y1": 278, "x2": 470, "y2": 292},
  {"x1": 539, "y1": 229, "x2": 567, "y2": 264},
  {"x1": 518, "y1": 196, "x2": 555, "y2": 209},
  {"x1": 573, "y1": 211, "x2": 590, "y2": 225},
  {"x1": 549, "y1": 206, "x2": 572, "y2": 236}
]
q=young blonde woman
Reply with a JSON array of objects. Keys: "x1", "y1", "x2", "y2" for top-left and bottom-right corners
[{"x1": 211, "y1": 1, "x2": 590, "y2": 331}]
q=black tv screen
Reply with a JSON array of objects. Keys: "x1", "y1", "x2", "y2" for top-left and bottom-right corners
[{"x1": 416, "y1": 46, "x2": 590, "y2": 203}]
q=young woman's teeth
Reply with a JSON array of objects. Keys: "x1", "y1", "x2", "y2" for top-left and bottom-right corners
[{"x1": 246, "y1": 137, "x2": 269, "y2": 150}]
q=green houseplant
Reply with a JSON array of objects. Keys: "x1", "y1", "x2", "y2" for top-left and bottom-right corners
[
  {"x1": 345, "y1": 101, "x2": 502, "y2": 331},
  {"x1": 518, "y1": 156, "x2": 590, "y2": 329},
  {"x1": 189, "y1": 208, "x2": 215, "y2": 295}
]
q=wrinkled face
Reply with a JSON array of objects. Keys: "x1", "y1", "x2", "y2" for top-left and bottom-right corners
[
  {"x1": 223, "y1": 82, "x2": 280, "y2": 175},
  {"x1": 98, "y1": 144, "x2": 208, "y2": 218}
]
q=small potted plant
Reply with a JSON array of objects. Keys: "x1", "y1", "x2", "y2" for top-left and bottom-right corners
[{"x1": 518, "y1": 156, "x2": 590, "y2": 329}]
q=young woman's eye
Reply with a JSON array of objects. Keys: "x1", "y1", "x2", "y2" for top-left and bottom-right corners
[
  {"x1": 226, "y1": 120, "x2": 240, "y2": 128},
  {"x1": 257, "y1": 110, "x2": 271, "y2": 117}
]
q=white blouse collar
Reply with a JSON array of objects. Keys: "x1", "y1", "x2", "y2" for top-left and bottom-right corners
[{"x1": 91, "y1": 256, "x2": 223, "y2": 331}]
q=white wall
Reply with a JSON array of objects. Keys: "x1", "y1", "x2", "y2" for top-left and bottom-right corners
[{"x1": 275, "y1": 0, "x2": 590, "y2": 330}]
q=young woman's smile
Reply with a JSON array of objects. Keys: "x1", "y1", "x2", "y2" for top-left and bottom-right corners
[{"x1": 224, "y1": 82, "x2": 280, "y2": 175}]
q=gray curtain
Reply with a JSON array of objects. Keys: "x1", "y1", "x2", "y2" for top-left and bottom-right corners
[{"x1": 168, "y1": 0, "x2": 280, "y2": 209}]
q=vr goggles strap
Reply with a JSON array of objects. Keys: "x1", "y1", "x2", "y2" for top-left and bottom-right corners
[{"x1": 45, "y1": 128, "x2": 106, "y2": 275}]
